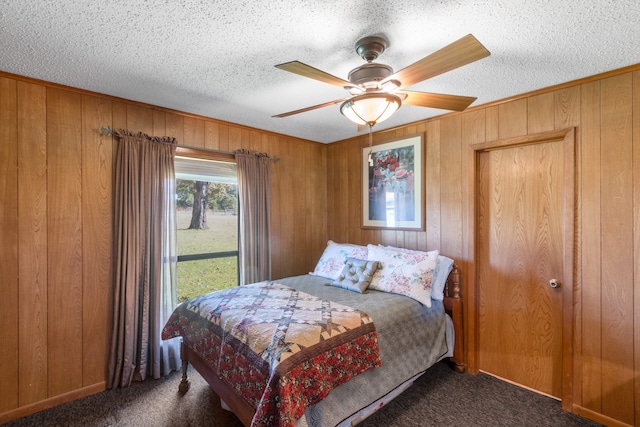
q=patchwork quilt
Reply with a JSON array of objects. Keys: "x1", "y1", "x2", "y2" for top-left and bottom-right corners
[{"x1": 161, "y1": 281, "x2": 381, "y2": 427}]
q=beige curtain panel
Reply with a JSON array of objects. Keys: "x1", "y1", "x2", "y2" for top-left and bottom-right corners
[
  {"x1": 107, "y1": 130, "x2": 180, "y2": 389},
  {"x1": 235, "y1": 149, "x2": 272, "y2": 286}
]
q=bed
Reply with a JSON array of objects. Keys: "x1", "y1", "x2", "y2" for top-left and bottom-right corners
[{"x1": 162, "y1": 242, "x2": 464, "y2": 427}]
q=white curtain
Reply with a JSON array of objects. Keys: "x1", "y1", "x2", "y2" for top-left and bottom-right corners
[{"x1": 107, "y1": 130, "x2": 180, "y2": 388}]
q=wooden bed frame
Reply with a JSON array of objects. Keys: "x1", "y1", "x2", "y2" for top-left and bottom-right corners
[{"x1": 177, "y1": 265, "x2": 464, "y2": 426}]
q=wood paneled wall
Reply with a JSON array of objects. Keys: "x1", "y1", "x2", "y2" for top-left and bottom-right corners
[
  {"x1": 3, "y1": 64, "x2": 640, "y2": 426},
  {"x1": 326, "y1": 67, "x2": 640, "y2": 426},
  {"x1": 0, "y1": 73, "x2": 327, "y2": 423}
]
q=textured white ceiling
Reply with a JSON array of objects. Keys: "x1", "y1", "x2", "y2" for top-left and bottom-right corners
[{"x1": 1, "y1": 0, "x2": 639, "y2": 143}]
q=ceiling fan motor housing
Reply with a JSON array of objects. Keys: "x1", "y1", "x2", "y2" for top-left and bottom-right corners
[
  {"x1": 350, "y1": 36, "x2": 394, "y2": 89},
  {"x1": 348, "y1": 63, "x2": 394, "y2": 87}
]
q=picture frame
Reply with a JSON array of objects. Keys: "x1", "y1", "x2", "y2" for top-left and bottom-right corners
[{"x1": 362, "y1": 134, "x2": 424, "y2": 230}]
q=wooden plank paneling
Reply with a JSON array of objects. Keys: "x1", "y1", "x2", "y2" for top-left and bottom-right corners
[
  {"x1": 325, "y1": 144, "x2": 336, "y2": 240},
  {"x1": 461, "y1": 109, "x2": 486, "y2": 148},
  {"x1": 440, "y1": 116, "x2": 463, "y2": 259},
  {"x1": 527, "y1": 92, "x2": 555, "y2": 133},
  {"x1": 17, "y1": 81, "x2": 48, "y2": 406},
  {"x1": 412, "y1": 121, "x2": 427, "y2": 251},
  {"x1": 461, "y1": 109, "x2": 486, "y2": 371},
  {"x1": 579, "y1": 80, "x2": 602, "y2": 413},
  {"x1": 165, "y1": 112, "x2": 183, "y2": 144},
  {"x1": 599, "y1": 73, "x2": 634, "y2": 425},
  {"x1": 1, "y1": 73, "x2": 331, "y2": 423},
  {"x1": 218, "y1": 124, "x2": 230, "y2": 152},
  {"x1": 555, "y1": 86, "x2": 581, "y2": 129},
  {"x1": 5, "y1": 64, "x2": 640, "y2": 426},
  {"x1": 81, "y1": 94, "x2": 113, "y2": 386},
  {"x1": 498, "y1": 98, "x2": 528, "y2": 139},
  {"x1": 184, "y1": 116, "x2": 204, "y2": 147},
  {"x1": 243, "y1": 129, "x2": 261, "y2": 151},
  {"x1": 634, "y1": 69, "x2": 640, "y2": 427},
  {"x1": 347, "y1": 138, "x2": 362, "y2": 244},
  {"x1": 274, "y1": 135, "x2": 290, "y2": 275},
  {"x1": 301, "y1": 138, "x2": 319, "y2": 270},
  {"x1": 425, "y1": 121, "x2": 441, "y2": 252},
  {"x1": 308, "y1": 142, "x2": 327, "y2": 267},
  {"x1": 485, "y1": 105, "x2": 499, "y2": 141},
  {"x1": 333, "y1": 139, "x2": 349, "y2": 241},
  {"x1": 152, "y1": 110, "x2": 166, "y2": 136},
  {"x1": 292, "y1": 136, "x2": 308, "y2": 271},
  {"x1": 0, "y1": 77, "x2": 19, "y2": 412},
  {"x1": 268, "y1": 134, "x2": 283, "y2": 279},
  {"x1": 260, "y1": 133, "x2": 269, "y2": 153},
  {"x1": 112, "y1": 102, "x2": 127, "y2": 134},
  {"x1": 46, "y1": 87, "x2": 84, "y2": 397},
  {"x1": 204, "y1": 121, "x2": 220, "y2": 150},
  {"x1": 126, "y1": 103, "x2": 153, "y2": 135},
  {"x1": 228, "y1": 126, "x2": 241, "y2": 152}
]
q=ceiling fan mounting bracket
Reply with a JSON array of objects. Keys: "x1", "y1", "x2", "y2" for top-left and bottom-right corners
[{"x1": 355, "y1": 36, "x2": 388, "y2": 62}]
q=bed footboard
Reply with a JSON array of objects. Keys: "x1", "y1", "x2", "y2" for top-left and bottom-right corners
[{"x1": 179, "y1": 341, "x2": 254, "y2": 426}]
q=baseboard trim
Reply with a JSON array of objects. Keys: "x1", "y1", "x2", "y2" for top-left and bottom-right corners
[
  {"x1": 0, "y1": 382, "x2": 106, "y2": 424},
  {"x1": 573, "y1": 404, "x2": 633, "y2": 427}
]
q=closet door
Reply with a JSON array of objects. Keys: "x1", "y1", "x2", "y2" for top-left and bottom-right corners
[{"x1": 475, "y1": 132, "x2": 573, "y2": 400}]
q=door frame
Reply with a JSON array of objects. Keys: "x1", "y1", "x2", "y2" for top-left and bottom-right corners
[{"x1": 465, "y1": 128, "x2": 575, "y2": 411}]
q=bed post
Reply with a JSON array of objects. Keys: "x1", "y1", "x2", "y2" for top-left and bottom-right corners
[
  {"x1": 179, "y1": 341, "x2": 191, "y2": 394},
  {"x1": 445, "y1": 265, "x2": 465, "y2": 373}
]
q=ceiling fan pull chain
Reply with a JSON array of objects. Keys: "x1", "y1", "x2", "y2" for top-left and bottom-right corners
[{"x1": 367, "y1": 124, "x2": 374, "y2": 166}]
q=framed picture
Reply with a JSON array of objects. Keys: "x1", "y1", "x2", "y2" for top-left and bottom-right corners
[{"x1": 362, "y1": 134, "x2": 424, "y2": 230}]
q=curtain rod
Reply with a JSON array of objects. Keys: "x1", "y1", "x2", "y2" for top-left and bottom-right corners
[{"x1": 99, "y1": 126, "x2": 280, "y2": 162}]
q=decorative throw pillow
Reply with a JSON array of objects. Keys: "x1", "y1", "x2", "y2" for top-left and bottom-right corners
[
  {"x1": 310, "y1": 240, "x2": 369, "y2": 280},
  {"x1": 431, "y1": 256, "x2": 454, "y2": 301},
  {"x1": 331, "y1": 258, "x2": 379, "y2": 293},
  {"x1": 367, "y1": 244, "x2": 438, "y2": 307}
]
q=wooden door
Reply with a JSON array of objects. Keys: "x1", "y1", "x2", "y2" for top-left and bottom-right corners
[{"x1": 475, "y1": 131, "x2": 574, "y2": 401}]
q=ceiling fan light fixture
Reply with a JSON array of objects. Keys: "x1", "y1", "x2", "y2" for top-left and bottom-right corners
[
  {"x1": 381, "y1": 79, "x2": 401, "y2": 92},
  {"x1": 340, "y1": 92, "x2": 402, "y2": 127}
]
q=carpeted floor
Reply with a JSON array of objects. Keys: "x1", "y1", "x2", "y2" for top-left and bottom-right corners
[{"x1": 3, "y1": 361, "x2": 601, "y2": 427}]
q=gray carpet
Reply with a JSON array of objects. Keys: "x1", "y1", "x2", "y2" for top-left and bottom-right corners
[{"x1": 4, "y1": 362, "x2": 601, "y2": 427}]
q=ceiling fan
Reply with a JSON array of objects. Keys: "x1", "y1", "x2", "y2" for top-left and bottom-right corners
[{"x1": 273, "y1": 34, "x2": 490, "y2": 128}]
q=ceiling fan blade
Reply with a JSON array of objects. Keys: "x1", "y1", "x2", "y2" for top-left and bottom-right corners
[
  {"x1": 275, "y1": 61, "x2": 356, "y2": 89},
  {"x1": 398, "y1": 90, "x2": 477, "y2": 111},
  {"x1": 272, "y1": 97, "x2": 352, "y2": 118},
  {"x1": 388, "y1": 34, "x2": 490, "y2": 89}
]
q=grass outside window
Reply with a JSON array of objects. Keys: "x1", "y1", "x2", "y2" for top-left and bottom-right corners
[{"x1": 177, "y1": 208, "x2": 238, "y2": 302}]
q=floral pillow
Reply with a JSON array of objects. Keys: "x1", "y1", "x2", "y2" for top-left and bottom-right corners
[
  {"x1": 331, "y1": 258, "x2": 379, "y2": 293},
  {"x1": 310, "y1": 240, "x2": 369, "y2": 280},
  {"x1": 367, "y1": 244, "x2": 439, "y2": 307}
]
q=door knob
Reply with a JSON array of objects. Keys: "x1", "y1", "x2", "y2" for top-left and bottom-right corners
[{"x1": 549, "y1": 279, "x2": 561, "y2": 288}]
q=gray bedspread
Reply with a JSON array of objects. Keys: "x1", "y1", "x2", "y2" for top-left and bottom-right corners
[{"x1": 274, "y1": 274, "x2": 448, "y2": 427}]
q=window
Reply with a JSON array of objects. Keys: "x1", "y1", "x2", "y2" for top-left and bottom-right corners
[{"x1": 175, "y1": 154, "x2": 238, "y2": 302}]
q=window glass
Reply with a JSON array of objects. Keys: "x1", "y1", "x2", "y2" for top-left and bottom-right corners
[{"x1": 175, "y1": 157, "x2": 238, "y2": 302}]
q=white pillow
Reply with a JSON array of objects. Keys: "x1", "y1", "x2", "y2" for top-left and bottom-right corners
[
  {"x1": 431, "y1": 256, "x2": 454, "y2": 301},
  {"x1": 310, "y1": 240, "x2": 369, "y2": 280},
  {"x1": 367, "y1": 244, "x2": 438, "y2": 307}
]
